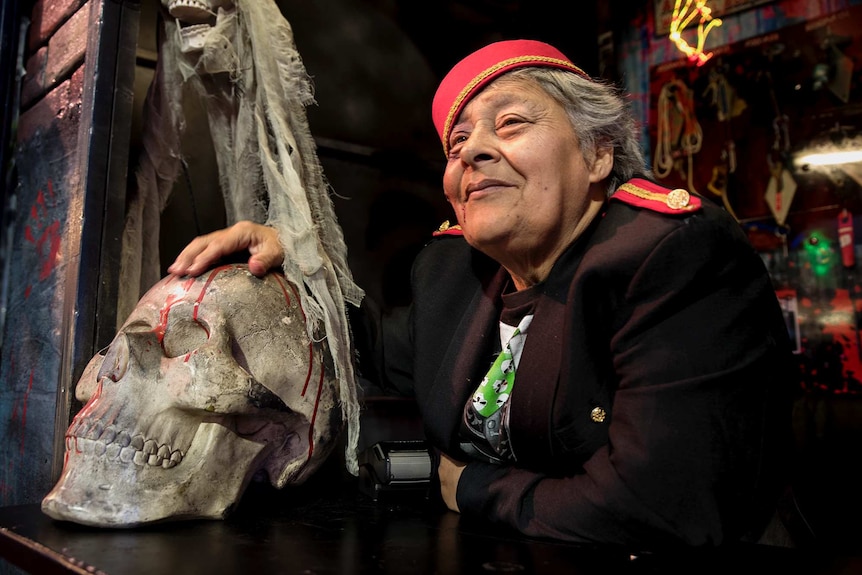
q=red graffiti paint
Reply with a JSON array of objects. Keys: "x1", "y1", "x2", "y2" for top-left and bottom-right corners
[
  {"x1": 23, "y1": 180, "x2": 62, "y2": 290},
  {"x1": 9, "y1": 369, "x2": 34, "y2": 456},
  {"x1": 0, "y1": 463, "x2": 13, "y2": 504}
]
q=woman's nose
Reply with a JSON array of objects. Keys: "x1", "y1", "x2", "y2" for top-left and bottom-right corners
[{"x1": 460, "y1": 128, "x2": 497, "y2": 165}]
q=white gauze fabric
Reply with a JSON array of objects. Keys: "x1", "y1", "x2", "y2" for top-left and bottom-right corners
[{"x1": 132, "y1": 0, "x2": 365, "y2": 474}]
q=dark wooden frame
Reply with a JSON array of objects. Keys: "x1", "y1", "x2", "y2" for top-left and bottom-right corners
[{"x1": 50, "y1": 0, "x2": 140, "y2": 481}]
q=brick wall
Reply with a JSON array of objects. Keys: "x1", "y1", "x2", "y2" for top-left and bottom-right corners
[{"x1": 0, "y1": 0, "x2": 89, "y2": 507}]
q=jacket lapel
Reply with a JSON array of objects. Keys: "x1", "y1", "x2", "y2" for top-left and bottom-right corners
[
  {"x1": 508, "y1": 294, "x2": 566, "y2": 466},
  {"x1": 507, "y1": 221, "x2": 597, "y2": 466},
  {"x1": 426, "y1": 267, "x2": 508, "y2": 452}
]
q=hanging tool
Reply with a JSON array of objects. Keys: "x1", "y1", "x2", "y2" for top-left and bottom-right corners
[
  {"x1": 654, "y1": 77, "x2": 702, "y2": 194},
  {"x1": 704, "y1": 65, "x2": 745, "y2": 220},
  {"x1": 762, "y1": 71, "x2": 795, "y2": 227}
]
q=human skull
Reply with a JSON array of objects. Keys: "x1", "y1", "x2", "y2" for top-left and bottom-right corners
[
  {"x1": 42, "y1": 264, "x2": 342, "y2": 527},
  {"x1": 161, "y1": 0, "x2": 236, "y2": 53}
]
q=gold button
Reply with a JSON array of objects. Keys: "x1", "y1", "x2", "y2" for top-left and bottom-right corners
[
  {"x1": 590, "y1": 406, "x2": 606, "y2": 423},
  {"x1": 666, "y1": 189, "x2": 690, "y2": 210}
]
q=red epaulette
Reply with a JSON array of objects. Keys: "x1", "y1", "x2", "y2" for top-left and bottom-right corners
[
  {"x1": 432, "y1": 220, "x2": 463, "y2": 236},
  {"x1": 610, "y1": 178, "x2": 702, "y2": 214}
]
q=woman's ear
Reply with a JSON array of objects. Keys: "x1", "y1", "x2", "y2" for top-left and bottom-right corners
[{"x1": 588, "y1": 147, "x2": 614, "y2": 183}]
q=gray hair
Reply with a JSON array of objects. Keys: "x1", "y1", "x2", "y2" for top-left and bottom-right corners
[{"x1": 507, "y1": 67, "x2": 651, "y2": 196}]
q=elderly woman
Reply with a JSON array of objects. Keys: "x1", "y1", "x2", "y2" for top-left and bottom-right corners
[{"x1": 169, "y1": 40, "x2": 796, "y2": 549}]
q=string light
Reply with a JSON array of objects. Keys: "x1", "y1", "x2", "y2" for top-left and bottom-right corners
[{"x1": 669, "y1": 0, "x2": 723, "y2": 66}]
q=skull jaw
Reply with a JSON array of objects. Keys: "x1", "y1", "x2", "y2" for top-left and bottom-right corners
[{"x1": 42, "y1": 422, "x2": 271, "y2": 528}]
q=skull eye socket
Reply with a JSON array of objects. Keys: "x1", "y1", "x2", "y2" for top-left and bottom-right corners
[{"x1": 162, "y1": 319, "x2": 209, "y2": 358}]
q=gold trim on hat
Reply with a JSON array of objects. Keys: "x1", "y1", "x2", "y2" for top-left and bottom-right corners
[{"x1": 442, "y1": 56, "x2": 587, "y2": 155}]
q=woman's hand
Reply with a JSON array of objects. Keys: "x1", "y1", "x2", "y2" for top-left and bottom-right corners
[
  {"x1": 167, "y1": 221, "x2": 284, "y2": 278},
  {"x1": 438, "y1": 452, "x2": 467, "y2": 513}
]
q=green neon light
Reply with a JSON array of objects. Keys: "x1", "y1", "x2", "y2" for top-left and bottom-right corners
[{"x1": 803, "y1": 230, "x2": 835, "y2": 277}]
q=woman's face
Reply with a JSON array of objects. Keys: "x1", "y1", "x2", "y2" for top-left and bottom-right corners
[{"x1": 442, "y1": 75, "x2": 610, "y2": 284}]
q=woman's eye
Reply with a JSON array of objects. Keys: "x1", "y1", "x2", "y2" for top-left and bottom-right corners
[{"x1": 448, "y1": 136, "x2": 467, "y2": 157}]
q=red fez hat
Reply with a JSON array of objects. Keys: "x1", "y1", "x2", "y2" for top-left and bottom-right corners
[{"x1": 432, "y1": 39, "x2": 590, "y2": 155}]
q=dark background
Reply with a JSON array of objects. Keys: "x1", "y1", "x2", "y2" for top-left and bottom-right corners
[{"x1": 136, "y1": 0, "x2": 644, "y2": 312}]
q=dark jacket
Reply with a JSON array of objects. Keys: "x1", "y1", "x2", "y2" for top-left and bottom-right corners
[{"x1": 375, "y1": 181, "x2": 795, "y2": 549}]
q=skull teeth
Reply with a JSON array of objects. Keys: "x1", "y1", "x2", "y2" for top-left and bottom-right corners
[
  {"x1": 119, "y1": 446, "x2": 136, "y2": 464},
  {"x1": 170, "y1": 0, "x2": 208, "y2": 8},
  {"x1": 116, "y1": 431, "x2": 131, "y2": 448},
  {"x1": 99, "y1": 426, "x2": 116, "y2": 444},
  {"x1": 167, "y1": 0, "x2": 214, "y2": 23},
  {"x1": 66, "y1": 430, "x2": 185, "y2": 469},
  {"x1": 105, "y1": 443, "x2": 121, "y2": 459}
]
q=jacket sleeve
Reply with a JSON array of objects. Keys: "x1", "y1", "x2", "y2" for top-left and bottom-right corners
[{"x1": 455, "y1": 210, "x2": 795, "y2": 548}]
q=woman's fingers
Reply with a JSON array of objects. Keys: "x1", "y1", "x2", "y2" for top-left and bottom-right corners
[
  {"x1": 246, "y1": 226, "x2": 284, "y2": 277},
  {"x1": 167, "y1": 221, "x2": 284, "y2": 278}
]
